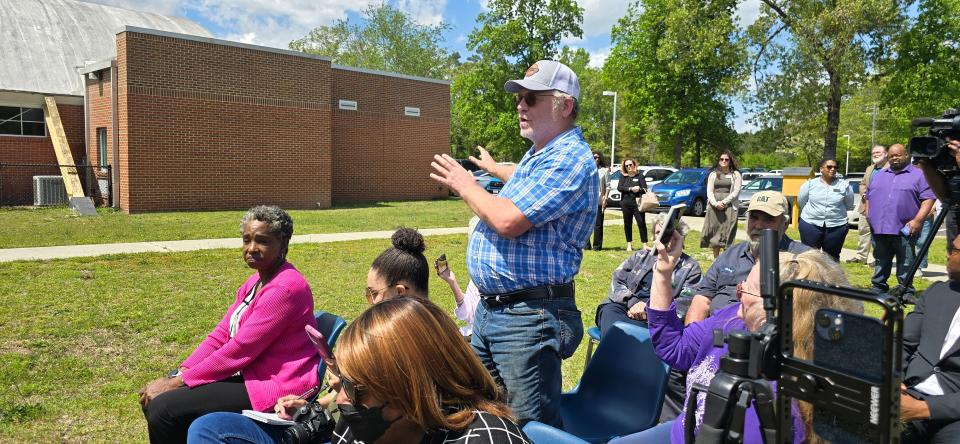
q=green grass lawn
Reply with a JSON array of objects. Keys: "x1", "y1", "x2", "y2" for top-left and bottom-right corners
[
  {"x1": 782, "y1": 224, "x2": 948, "y2": 266},
  {"x1": 0, "y1": 223, "x2": 926, "y2": 442},
  {"x1": 0, "y1": 200, "x2": 478, "y2": 249}
]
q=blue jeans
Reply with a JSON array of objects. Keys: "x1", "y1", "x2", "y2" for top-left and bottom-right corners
[
  {"x1": 798, "y1": 218, "x2": 848, "y2": 261},
  {"x1": 470, "y1": 296, "x2": 583, "y2": 427},
  {"x1": 872, "y1": 233, "x2": 917, "y2": 294},
  {"x1": 917, "y1": 217, "x2": 934, "y2": 269},
  {"x1": 187, "y1": 412, "x2": 286, "y2": 444}
]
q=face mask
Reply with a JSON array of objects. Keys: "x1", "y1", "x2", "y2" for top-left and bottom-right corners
[{"x1": 338, "y1": 403, "x2": 398, "y2": 443}]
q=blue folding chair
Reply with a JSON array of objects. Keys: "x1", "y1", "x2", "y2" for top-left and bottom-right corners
[
  {"x1": 525, "y1": 321, "x2": 670, "y2": 443},
  {"x1": 312, "y1": 310, "x2": 347, "y2": 392},
  {"x1": 584, "y1": 326, "x2": 601, "y2": 366}
]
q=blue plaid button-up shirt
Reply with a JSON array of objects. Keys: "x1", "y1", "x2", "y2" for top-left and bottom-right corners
[{"x1": 467, "y1": 127, "x2": 599, "y2": 294}]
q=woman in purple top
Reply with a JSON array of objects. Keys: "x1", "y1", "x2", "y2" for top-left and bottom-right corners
[{"x1": 610, "y1": 232, "x2": 862, "y2": 444}]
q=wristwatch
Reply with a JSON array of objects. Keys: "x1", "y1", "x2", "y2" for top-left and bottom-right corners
[{"x1": 167, "y1": 369, "x2": 181, "y2": 378}]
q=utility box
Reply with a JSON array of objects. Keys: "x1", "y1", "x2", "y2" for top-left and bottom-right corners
[{"x1": 782, "y1": 167, "x2": 815, "y2": 227}]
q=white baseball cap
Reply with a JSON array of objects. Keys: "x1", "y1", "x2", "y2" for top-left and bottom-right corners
[{"x1": 504, "y1": 60, "x2": 580, "y2": 100}]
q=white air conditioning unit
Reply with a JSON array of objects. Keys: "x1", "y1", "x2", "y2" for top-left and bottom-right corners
[{"x1": 33, "y1": 175, "x2": 68, "y2": 206}]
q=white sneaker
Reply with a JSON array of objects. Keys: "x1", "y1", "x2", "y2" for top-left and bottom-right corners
[{"x1": 626, "y1": 242, "x2": 633, "y2": 252}]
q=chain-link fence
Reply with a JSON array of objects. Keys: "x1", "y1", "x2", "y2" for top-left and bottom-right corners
[{"x1": 0, "y1": 163, "x2": 112, "y2": 207}]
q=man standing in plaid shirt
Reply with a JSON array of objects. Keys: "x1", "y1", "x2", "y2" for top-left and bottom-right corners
[{"x1": 430, "y1": 60, "x2": 598, "y2": 427}]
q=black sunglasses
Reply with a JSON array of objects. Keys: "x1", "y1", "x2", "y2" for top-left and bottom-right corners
[
  {"x1": 824, "y1": 165, "x2": 838, "y2": 170},
  {"x1": 331, "y1": 363, "x2": 365, "y2": 409},
  {"x1": 515, "y1": 91, "x2": 555, "y2": 107}
]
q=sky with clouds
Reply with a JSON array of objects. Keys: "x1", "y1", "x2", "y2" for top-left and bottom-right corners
[{"x1": 80, "y1": 0, "x2": 763, "y2": 131}]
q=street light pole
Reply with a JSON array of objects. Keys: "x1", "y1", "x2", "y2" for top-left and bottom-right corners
[
  {"x1": 603, "y1": 90, "x2": 617, "y2": 167},
  {"x1": 843, "y1": 134, "x2": 851, "y2": 176}
]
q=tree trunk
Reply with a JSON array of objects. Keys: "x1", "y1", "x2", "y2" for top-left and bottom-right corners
[
  {"x1": 823, "y1": 67, "x2": 841, "y2": 161},
  {"x1": 673, "y1": 133, "x2": 682, "y2": 168},
  {"x1": 695, "y1": 140, "x2": 701, "y2": 168}
]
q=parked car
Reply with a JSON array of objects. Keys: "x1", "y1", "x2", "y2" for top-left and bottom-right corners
[
  {"x1": 605, "y1": 165, "x2": 678, "y2": 207},
  {"x1": 474, "y1": 170, "x2": 495, "y2": 190},
  {"x1": 486, "y1": 177, "x2": 504, "y2": 194},
  {"x1": 650, "y1": 168, "x2": 710, "y2": 217},
  {"x1": 847, "y1": 178, "x2": 862, "y2": 227},
  {"x1": 738, "y1": 174, "x2": 787, "y2": 217},
  {"x1": 474, "y1": 162, "x2": 516, "y2": 194},
  {"x1": 741, "y1": 171, "x2": 765, "y2": 183}
]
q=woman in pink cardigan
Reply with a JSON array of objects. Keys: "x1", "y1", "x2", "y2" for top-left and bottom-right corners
[{"x1": 138, "y1": 206, "x2": 319, "y2": 444}]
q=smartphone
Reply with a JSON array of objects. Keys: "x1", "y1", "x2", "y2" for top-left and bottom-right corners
[
  {"x1": 813, "y1": 308, "x2": 884, "y2": 383},
  {"x1": 656, "y1": 204, "x2": 686, "y2": 247},
  {"x1": 812, "y1": 308, "x2": 884, "y2": 443},
  {"x1": 435, "y1": 253, "x2": 448, "y2": 274},
  {"x1": 304, "y1": 324, "x2": 334, "y2": 361},
  {"x1": 900, "y1": 224, "x2": 912, "y2": 237}
]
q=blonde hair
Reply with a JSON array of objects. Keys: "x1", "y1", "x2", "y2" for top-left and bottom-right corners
[
  {"x1": 336, "y1": 298, "x2": 512, "y2": 431},
  {"x1": 779, "y1": 250, "x2": 863, "y2": 444}
]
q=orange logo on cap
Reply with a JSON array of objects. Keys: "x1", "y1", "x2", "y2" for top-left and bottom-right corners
[{"x1": 525, "y1": 63, "x2": 540, "y2": 78}]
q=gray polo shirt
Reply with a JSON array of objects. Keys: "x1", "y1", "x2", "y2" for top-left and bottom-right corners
[{"x1": 697, "y1": 236, "x2": 811, "y2": 314}]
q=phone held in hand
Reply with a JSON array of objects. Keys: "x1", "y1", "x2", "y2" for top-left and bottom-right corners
[
  {"x1": 436, "y1": 254, "x2": 448, "y2": 274},
  {"x1": 656, "y1": 204, "x2": 686, "y2": 247},
  {"x1": 900, "y1": 224, "x2": 912, "y2": 237},
  {"x1": 304, "y1": 325, "x2": 333, "y2": 362}
]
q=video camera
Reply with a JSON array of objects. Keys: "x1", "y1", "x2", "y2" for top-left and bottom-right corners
[
  {"x1": 689, "y1": 230, "x2": 904, "y2": 443},
  {"x1": 909, "y1": 108, "x2": 960, "y2": 173}
]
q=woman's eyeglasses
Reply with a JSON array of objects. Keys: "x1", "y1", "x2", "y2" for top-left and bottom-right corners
[
  {"x1": 515, "y1": 91, "x2": 555, "y2": 107},
  {"x1": 331, "y1": 363, "x2": 365, "y2": 409},
  {"x1": 736, "y1": 281, "x2": 760, "y2": 299},
  {"x1": 624, "y1": 163, "x2": 635, "y2": 168},
  {"x1": 719, "y1": 158, "x2": 731, "y2": 162}
]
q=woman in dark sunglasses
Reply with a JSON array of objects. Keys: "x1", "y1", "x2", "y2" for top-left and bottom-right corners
[
  {"x1": 327, "y1": 297, "x2": 529, "y2": 443},
  {"x1": 618, "y1": 158, "x2": 649, "y2": 251},
  {"x1": 797, "y1": 158, "x2": 854, "y2": 261}
]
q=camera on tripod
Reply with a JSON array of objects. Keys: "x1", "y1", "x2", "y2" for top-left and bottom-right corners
[
  {"x1": 909, "y1": 108, "x2": 960, "y2": 173},
  {"x1": 690, "y1": 230, "x2": 904, "y2": 443}
]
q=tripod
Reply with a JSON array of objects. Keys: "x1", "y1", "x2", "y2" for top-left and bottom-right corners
[
  {"x1": 685, "y1": 330, "x2": 779, "y2": 444},
  {"x1": 889, "y1": 200, "x2": 950, "y2": 306}
]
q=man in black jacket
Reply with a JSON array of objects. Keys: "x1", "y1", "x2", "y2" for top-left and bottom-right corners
[{"x1": 902, "y1": 235, "x2": 960, "y2": 443}]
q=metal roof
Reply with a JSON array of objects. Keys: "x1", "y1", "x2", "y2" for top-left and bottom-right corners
[{"x1": 0, "y1": 0, "x2": 211, "y2": 97}]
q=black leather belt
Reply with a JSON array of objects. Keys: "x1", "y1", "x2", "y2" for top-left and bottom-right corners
[{"x1": 480, "y1": 282, "x2": 575, "y2": 308}]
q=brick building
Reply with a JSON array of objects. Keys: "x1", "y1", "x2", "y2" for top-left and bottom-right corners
[{"x1": 3, "y1": 0, "x2": 450, "y2": 212}]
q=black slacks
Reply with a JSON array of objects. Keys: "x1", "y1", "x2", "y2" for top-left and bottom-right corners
[{"x1": 144, "y1": 376, "x2": 251, "y2": 444}]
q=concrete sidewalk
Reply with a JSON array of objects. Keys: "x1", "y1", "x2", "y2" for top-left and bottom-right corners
[
  {"x1": 0, "y1": 212, "x2": 949, "y2": 284},
  {"x1": 0, "y1": 227, "x2": 469, "y2": 263}
]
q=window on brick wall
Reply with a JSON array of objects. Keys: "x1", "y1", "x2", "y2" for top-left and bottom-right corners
[
  {"x1": 97, "y1": 128, "x2": 108, "y2": 167},
  {"x1": 0, "y1": 106, "x2": 46, "y2": 136}
]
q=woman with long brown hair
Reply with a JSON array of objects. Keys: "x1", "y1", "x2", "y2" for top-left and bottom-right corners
[
  {"x1": 701, "y1": 151, "x2": 743, "y2": 258},
  {"x1": 618, "y1": 158, "x2": 649, "y2": 251},
  {"x1": 327, "y1": 297, "x2": 530, "y2": 443}
]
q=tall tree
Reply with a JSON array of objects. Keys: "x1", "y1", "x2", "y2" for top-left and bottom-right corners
[
  {"x1": 881, "y1": 0, "x2": 960, "y2": 144},
  {"x1": 558, "y1": 46, "x2": 612, "y2": 157},
  {"x1": 605, "y1": 0, "x2": 744, "y2": 168},
  {"x1": 450, "y1": 0, "x2": 583, "y2": 161},
  {"x1": 289, "y1": 4, "x2": 458, "y2": 79},
  {"x1": 747, "y1": 0, "x2": 902, "y2": 161}
]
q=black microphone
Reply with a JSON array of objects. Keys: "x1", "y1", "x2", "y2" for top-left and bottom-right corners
[{"x1": 911, "y1": 117, "x2": 935, "y2": 127}]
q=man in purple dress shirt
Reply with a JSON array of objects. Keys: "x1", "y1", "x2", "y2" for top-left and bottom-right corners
[{"x1": 865, "y1": 144, "x2": 936, "y2": 296}]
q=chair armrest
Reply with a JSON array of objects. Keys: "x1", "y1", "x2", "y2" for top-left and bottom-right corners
[{"x1": 522, "y1": 421, "x2": 591, "y2": 444}]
